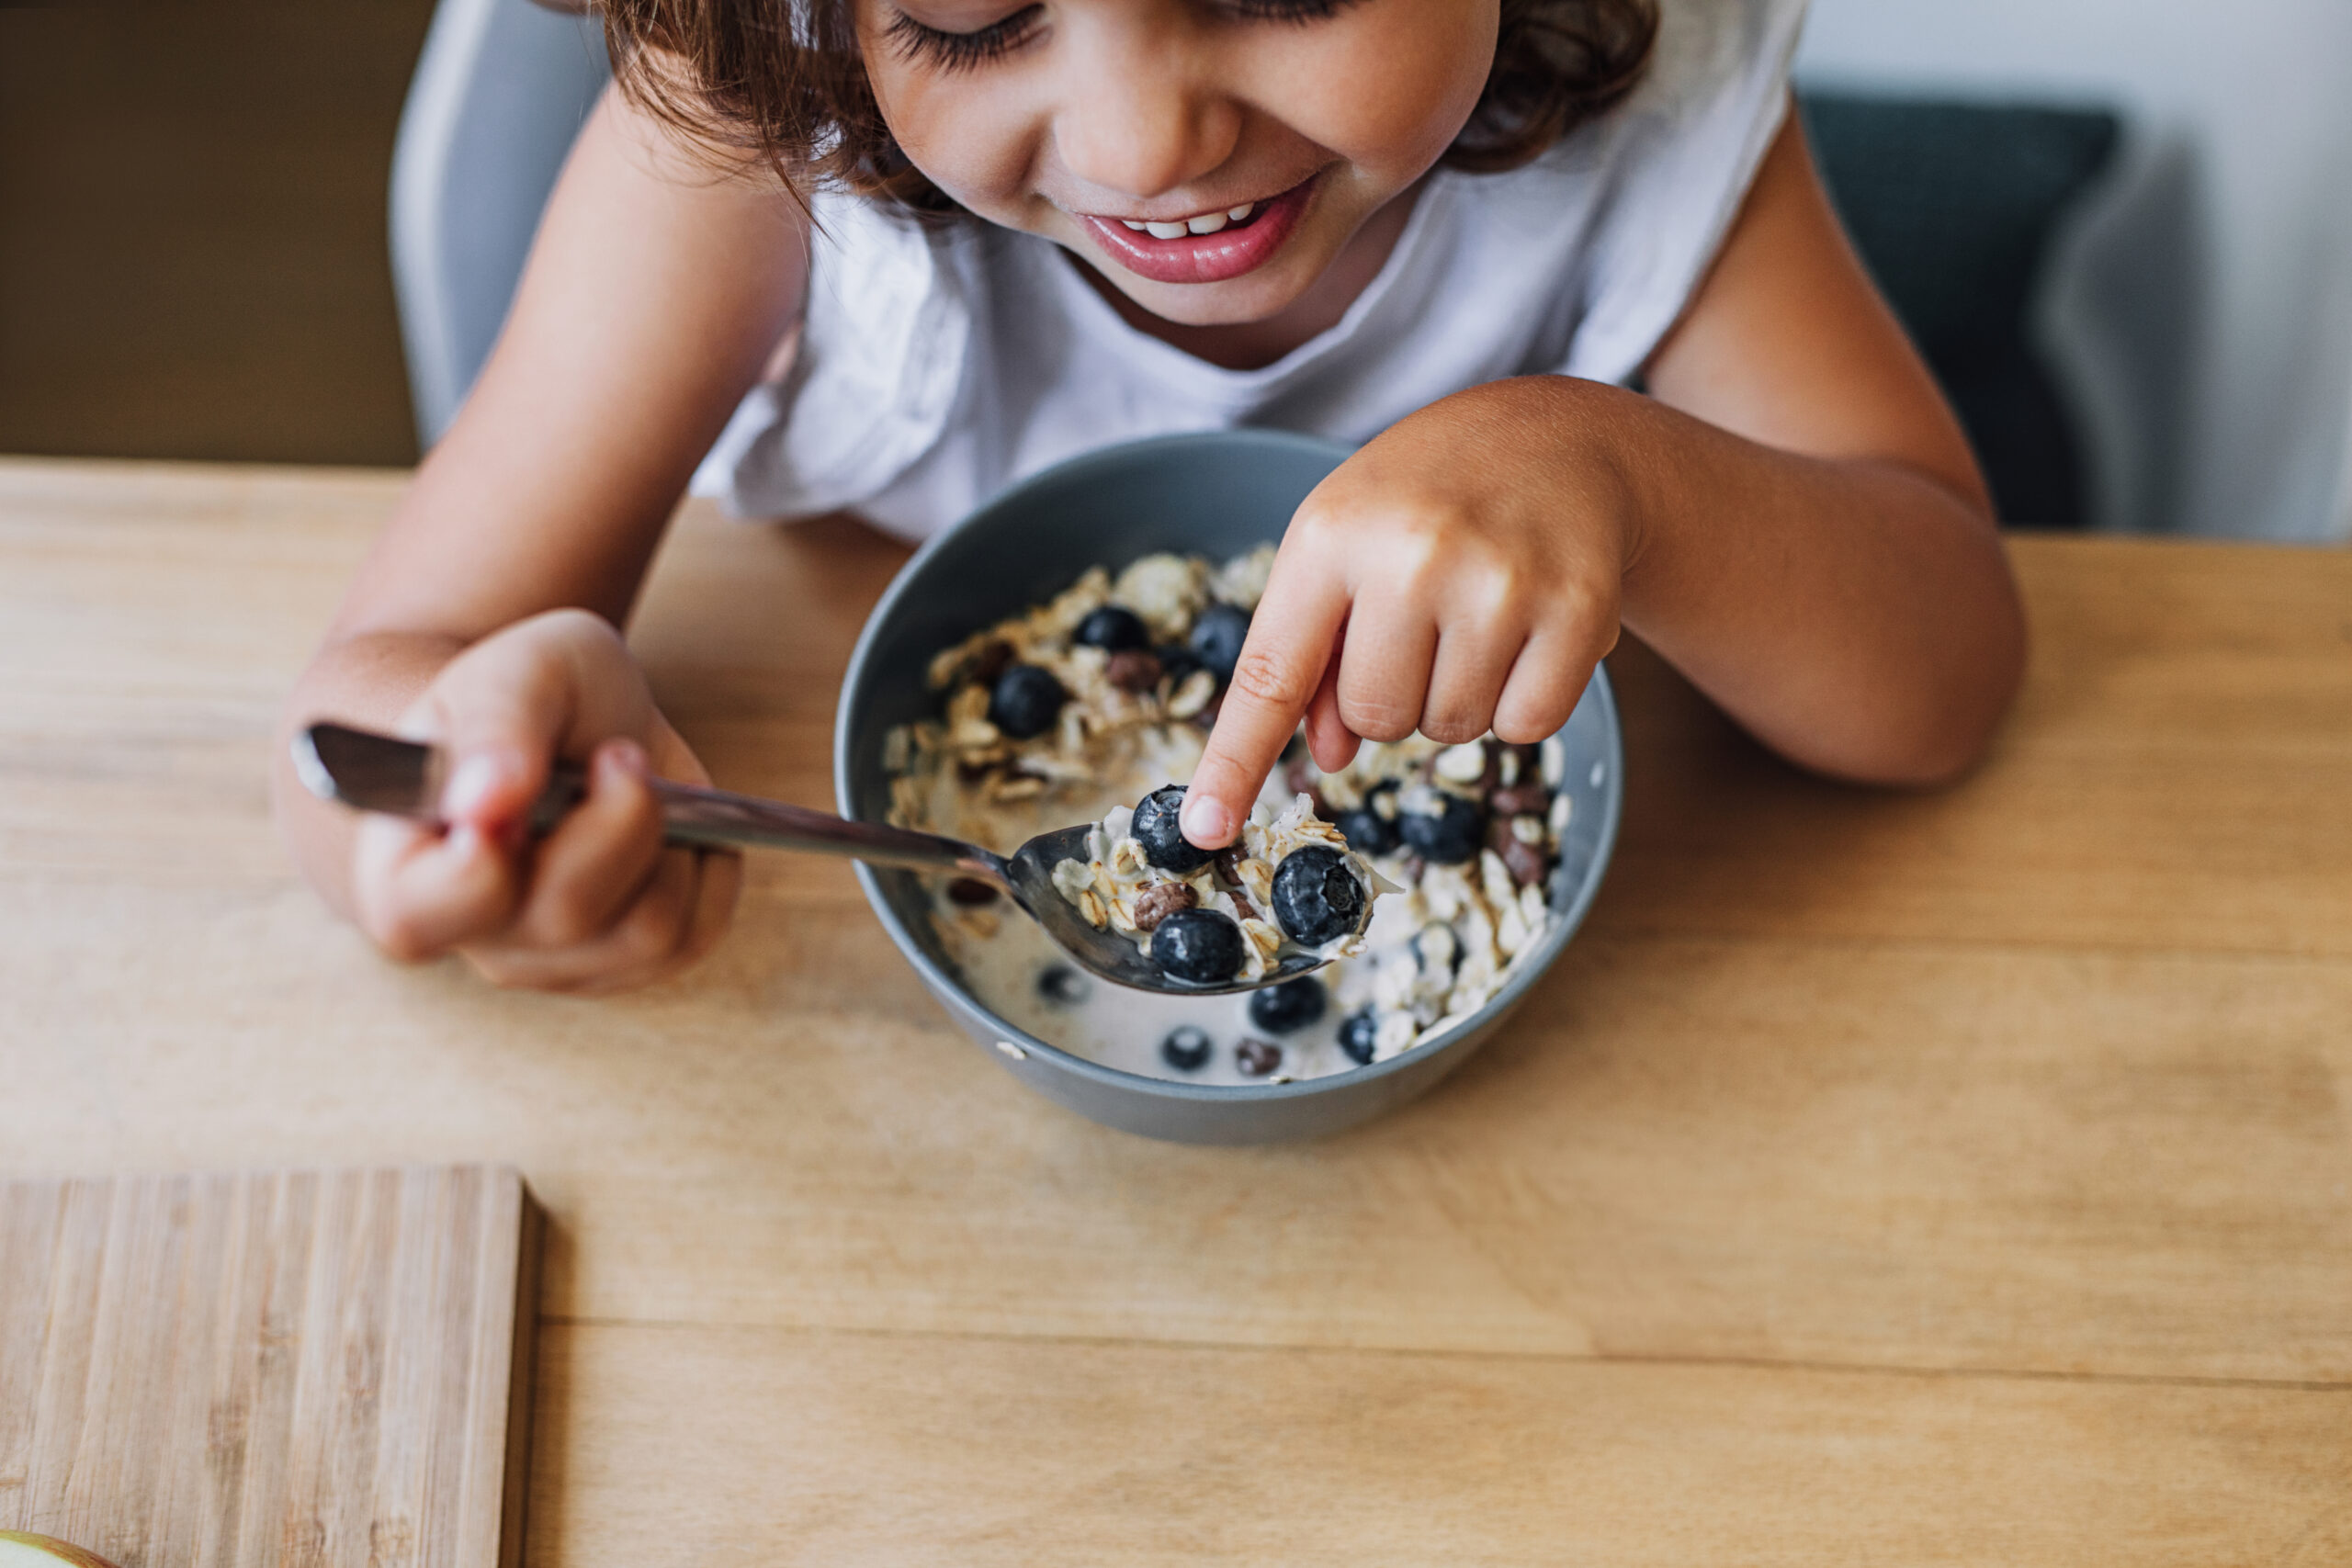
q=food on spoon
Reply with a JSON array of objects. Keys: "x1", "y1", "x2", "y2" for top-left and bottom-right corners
[
  {"x1": 1129, "y1": 783, "x2": 1215, "y2": 874},
  {"x1": 1049, "y1": 786, "x2": 1380, "y2": 985},
  {"x1": 1269, "y1": 845, "x2": 1369, "y2": 947},
  {"x1": 1148, "y1": 907, "x2": 1250, "y2": 986}
]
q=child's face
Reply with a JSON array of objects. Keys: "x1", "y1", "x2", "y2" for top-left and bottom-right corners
[{"x1": 857, "y1": 0, "x2": 1498, "y2": 327}]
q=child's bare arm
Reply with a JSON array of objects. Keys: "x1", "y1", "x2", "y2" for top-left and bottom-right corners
[
  {"x1": 1618, "y1": 101, "x2": 2024, "y2": 784},
  {"x1": 1182, "y1": 109, "x2": 2024, "y2": 847},
  {"x1": 274, "y1": 82, "x2": 805, "y2": 989}
]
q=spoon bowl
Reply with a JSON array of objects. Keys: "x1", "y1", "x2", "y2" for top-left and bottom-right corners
[{"x1": 293, "y1": 722, "x2": 1329, "y2": 997}]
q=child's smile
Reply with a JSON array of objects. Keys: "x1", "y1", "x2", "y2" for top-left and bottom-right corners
[{"x1": 1075, "y1": 173, "x2": 1316, "y2": 285}]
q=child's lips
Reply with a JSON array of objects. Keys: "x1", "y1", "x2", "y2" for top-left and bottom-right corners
[{"x1": 1079, "y1": 177, "x2": 1316, "y2": 286}]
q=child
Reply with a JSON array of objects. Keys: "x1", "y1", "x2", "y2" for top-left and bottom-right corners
[{"x1": 276, "y1": 0, "x2": 2024, "y2": 993}]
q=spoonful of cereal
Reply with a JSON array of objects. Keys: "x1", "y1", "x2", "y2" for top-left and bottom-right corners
[
  {"x1": 1046, "y1": 784, "x2": 1385, "y2": 989},
  {"x1": 292, "y1": 723, "x2": 1367, "y2": 996}
]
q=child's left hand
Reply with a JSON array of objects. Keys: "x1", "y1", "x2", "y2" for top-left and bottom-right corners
[{"x1": 1181, "y1": 378, "x2": 1632, "y2": 849}]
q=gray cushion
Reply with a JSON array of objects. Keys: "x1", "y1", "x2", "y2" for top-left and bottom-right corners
[{"x1": 1801, "y1": 93, "x2": 2120, "y2": 527}]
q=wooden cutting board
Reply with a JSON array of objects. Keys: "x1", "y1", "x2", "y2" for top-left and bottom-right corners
[{"x1": 0, "y1": 1167, "x2": 539, "y2": 1568}]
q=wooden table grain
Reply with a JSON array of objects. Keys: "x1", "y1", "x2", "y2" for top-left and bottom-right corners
[
  {"x1": 1, "y1": 1167, "x2": 537, "y2": 1568},
  {"x1": 2, "y1": 457, "x2": 2347, "y2": 1564}
]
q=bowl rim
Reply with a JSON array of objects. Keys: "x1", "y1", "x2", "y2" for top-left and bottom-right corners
[{"x1": 833, "y1": 429, "x2": 1624, "y2": 1103}]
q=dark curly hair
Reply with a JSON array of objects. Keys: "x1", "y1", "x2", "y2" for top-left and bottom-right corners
[{"x1": 601, "y1": 1, "x2": 1658, "y2": 215}]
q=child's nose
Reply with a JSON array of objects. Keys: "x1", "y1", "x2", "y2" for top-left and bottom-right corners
[{"x1": 1053, "y1": 63, "x2": 1242, "y2": 202}]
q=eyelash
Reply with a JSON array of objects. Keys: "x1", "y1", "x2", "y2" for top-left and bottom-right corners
[
  {"x1": 886, "y1": 0, "x2": 1359, "y2": 74},
  {"x1": 886, "y1": 5, "x2": 1044, "y2": 73}
]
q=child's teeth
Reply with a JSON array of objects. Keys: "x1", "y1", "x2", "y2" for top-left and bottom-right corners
[{"x1": 1114, "y1": 202, "x2": 1256, "y2": 239}]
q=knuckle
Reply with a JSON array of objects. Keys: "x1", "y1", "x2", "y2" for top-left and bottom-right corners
[
  {"x1": 1470, "y1": 566, "x2": 1528, "y2": 624},
  {"x1": 1340, "y1": 694, "x2": 1419, "y2": 744},
  {"x1": 1421, "y1": 711, "x2": 1488, "y2": 746},
  {"x1": 1391, "y1": 528, "x2": 1448, "y2": 592},
  {"x1": 1227, "y1": 647, "x2": 1314, "y2": 710},
  {"x1": 1286, "y1": 501, "x2": 1334, "y2": 547}
]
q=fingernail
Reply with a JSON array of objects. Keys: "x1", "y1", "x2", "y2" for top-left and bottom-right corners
[
  {"x1": 441, "y1": 753, "x2": 511, "y2": 820},
  {"x1": 1180, "y1": 795, "x2": 1233, "y2": 848}
]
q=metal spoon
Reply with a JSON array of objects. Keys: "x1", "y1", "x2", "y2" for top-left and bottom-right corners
[{"x1": 291, "y1": 722, "x2": 1333, "y2": 997}]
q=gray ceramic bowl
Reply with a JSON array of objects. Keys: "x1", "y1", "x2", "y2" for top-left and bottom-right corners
[{"x1": 834, "y1": 430, "x2": 1623, "y2": 1144}]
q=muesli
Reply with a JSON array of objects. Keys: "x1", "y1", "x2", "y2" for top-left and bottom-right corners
[
  {"x1": 1049, "y1": 786, "x2": 1383, "y2": 985},
  {"x1": 883, "y1": 546, "x2": 1571, "y2": 1085}
]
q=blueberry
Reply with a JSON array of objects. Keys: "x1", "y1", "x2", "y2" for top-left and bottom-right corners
[
  {"x1": 1398, "y1": 790, "x2": 1484, "y2": 864},
  {"x1": 1129, "y1": 784, "x2": 1214, "y2": 874},
  {"x1": 1149, "y1": 908, "x2": 1248, "y2": 986},
  {"x1": 1269, "y1": 845, "x2": 1367, "y2": 947},
  {"x1": 1186, "y1": 602, "x2": 1251, "y2": 681},
  {"x1": 1334, "y1": 807, "x2": 1400, "y2": 857},
  {"x1": 1073, "y1": 605, "x2": 1151, "y2": 652},
  {"x1": 1036, "y1": 964, "x2": 1089, "y2": 1005},
  {"x1": 1160, "y1": 1025, "x2": 1213, "y2": 1072},
  {"x1": 1247, "y1": 976, "x2": 1328, "y2": 1034},
  {"x1": 1337, "y1": 1008, "x2": 1380, "y2": 1066},
  {"x1": 988, "y1": 664, "x2": 1067, "y2": 740}
]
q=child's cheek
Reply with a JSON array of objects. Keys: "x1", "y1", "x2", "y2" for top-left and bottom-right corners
[
  {"x1": 865, "y1": 70, "x2": 1045, "y2": 226},
  {"x1": 1272, "y1": 5, "x2": 1497, "y2": 181}
]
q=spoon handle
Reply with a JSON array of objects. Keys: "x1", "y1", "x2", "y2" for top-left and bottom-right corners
[
  {"x1": 646, "y1": 775, "x2": 1002, "y2": 881},
  {"x1": 294, "y1": 723, "x2": 1007, "y2": 885}
]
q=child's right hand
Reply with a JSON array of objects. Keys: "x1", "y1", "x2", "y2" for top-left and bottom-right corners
[{"x1": 347, "y1": 609, "x2": 739, "y2": 994}]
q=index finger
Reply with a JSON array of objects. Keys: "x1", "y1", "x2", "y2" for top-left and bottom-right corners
[{"x1": 1180, "y1": 555, "x2": 1353, "y2": 850}]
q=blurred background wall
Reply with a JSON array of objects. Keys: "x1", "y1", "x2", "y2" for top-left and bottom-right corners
[
  {"x1": 2, "y1": 0, "x2": 2347, "y2": 539},
  {"x1": 1800, "y1": 0, "x2": 2352, "y2": 544},
  {"x1": 0, "y1": 1, "x2": 435, "y2": 468}
]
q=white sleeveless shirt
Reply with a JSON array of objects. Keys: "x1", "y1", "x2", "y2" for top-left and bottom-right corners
[{"x1": 693, "y1": 0, "x2": 1809, "y2": 538}]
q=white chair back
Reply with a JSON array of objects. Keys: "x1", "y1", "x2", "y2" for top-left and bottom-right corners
[{"x1": 390, "y1": 0, "x2": 607, "y2": 446}]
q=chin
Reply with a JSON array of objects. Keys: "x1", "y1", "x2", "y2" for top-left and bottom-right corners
[{"x1": 1108, "y1": 269, "x2": 1320, "y2": 328}]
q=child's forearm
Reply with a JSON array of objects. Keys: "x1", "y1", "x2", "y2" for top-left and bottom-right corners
[{"x1": 1589, "y1": 377, "x2": 2026, "y2": 784}]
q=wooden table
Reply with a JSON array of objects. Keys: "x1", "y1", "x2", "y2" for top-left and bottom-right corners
[{"x1": 3, "y1": 457, "x2": 2347, "y2": 1564}]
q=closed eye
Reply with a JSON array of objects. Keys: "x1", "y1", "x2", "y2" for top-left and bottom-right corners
[
  {"x1": 885, "y1": 5, "x2": 1046, "y2": 73},
  {"x1": 885, "y1": 0, "x2": 1367, "y2": 74}
]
